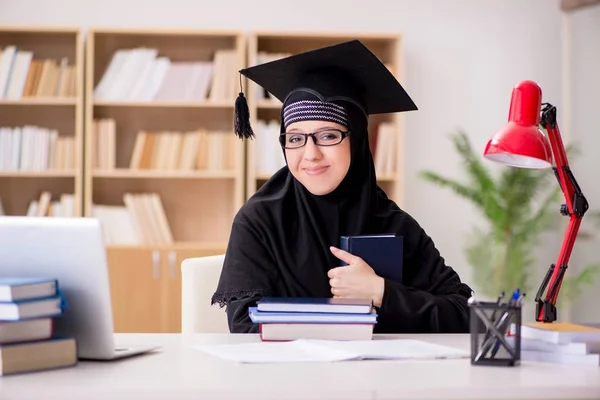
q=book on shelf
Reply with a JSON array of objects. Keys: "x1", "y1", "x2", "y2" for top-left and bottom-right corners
[
  {"x1": 93, "y1": 47, "x2": 238, "y2": 102},
  {"x1": 92, "y1": 118, "x2": 235, "y2": 172},
  {"x1": 0, "y1": 126, "x2": 75, "y2": 172},
  {"x1": 0, "y1": 45, "x2": 76, "y2": 99},
  {"x1": 128, "y1": 128, "x2": 235, "y2": 172},
  {"x1": 92, "y1": 192, "x2": 173, "y2": 245},
  {"x1": 92, "y1": 118, "x2": 116, "y2": 170},
  {"x1": 250, "y1": 297, "x2": 376, "y2": 341},
  {"x1": 371, "y1": 122, "x2": 397, "y2": 177},
  {"x1": 253, "y1": 51, "x2": 291, "y2": 101},
  {"x1": 0, "y1": 277, "x2": 77, "y2": 376},
  {"x1": 253, "y1": 120, "x2": 286, "y2": 177},
  {"x1": 25, "y1": 192, "x2": 75, "y2": 218}
]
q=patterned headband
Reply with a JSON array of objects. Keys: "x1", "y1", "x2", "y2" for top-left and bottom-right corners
[{"x1": 282, "y1": 100, "x2": 349, "y2": 129}]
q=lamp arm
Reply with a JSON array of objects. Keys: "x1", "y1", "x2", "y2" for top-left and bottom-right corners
[{"x1": 534, "y1": 103, "x2": 589, "y2": 322}]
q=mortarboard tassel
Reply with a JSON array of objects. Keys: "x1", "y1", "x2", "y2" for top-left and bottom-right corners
[{"x1": 234, "y1": 74, "x2": 254, "y2": 139}]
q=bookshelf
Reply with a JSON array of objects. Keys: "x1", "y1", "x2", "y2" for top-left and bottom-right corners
[
  {"x1": 0, "y1": 27, "x2": 408, "y2": 333},
  {"x1": 84, "y1": 28, "x2": 245, "y2": 332},
  {"x1": 0, "y1": 26, "x2": 83, "y2": 218},
  {"x1": 244, "y1": 32, "x2": 406, "y2": 206}
]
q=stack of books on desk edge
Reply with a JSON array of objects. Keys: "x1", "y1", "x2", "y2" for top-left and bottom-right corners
[
  {"x1": 249, "y1": 297, "x2": 377, "y2": 341},
  {"x1": 515, "y1": 322, "x2": 600, "y2": 367},
  {"x1": 0, "y1": 277, "x2": 77, "y2": 376}
]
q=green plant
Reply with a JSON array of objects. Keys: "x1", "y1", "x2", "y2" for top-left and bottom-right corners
[{"x1": 419, "y1": 130, "x2": 600, "y2": 303}]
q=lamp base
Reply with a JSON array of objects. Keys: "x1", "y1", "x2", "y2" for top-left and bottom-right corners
[{"x1": 536, "y1": 300, "x2": 557, "y2": 323}]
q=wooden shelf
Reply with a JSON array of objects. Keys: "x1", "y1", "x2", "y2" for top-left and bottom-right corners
[
  {"x1": 244, "y1": 32, "x2": 406, "y2": 206},
  {"x1": 84, "y1": 28, "x2": 245, "y2": 247},
  {"x1": 0, "y1": 170, "x2": 76, "y2": 178},
  {"x1": 106, "y1": 241, "x2": 227, "y2": 251},
  {"x1": 256, "y1": 99, "x2": 282, "y2": 109},
  {"x1": 0, "y1": 97, "x2": 77, "y2": 106},
  {"x1": 92, "y1": 169, "x2": 237, "y2": 179},
  {"x1": 0, "y1": 27, "x2": 409, "y2": 334},
  {"x1": 83, "y1": 28, "x2": 246, "y2": 334},
  {"x1": 93, "y1": 100, "x2": 233, "y2": 109},
  {"x1": 0, "y1": 26, "x2": 84, "y2": 217}
]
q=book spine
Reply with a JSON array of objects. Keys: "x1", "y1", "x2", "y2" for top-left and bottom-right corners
[{"x1": 339, "y1": 236, "x2": 350, "y2": 266}]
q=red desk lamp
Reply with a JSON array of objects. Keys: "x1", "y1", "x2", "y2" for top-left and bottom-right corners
[{"x1": 483, "y1": 80, "x2": 589, "y2": 323}]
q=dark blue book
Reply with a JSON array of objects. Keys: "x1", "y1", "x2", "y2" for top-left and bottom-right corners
[
  {"x1": 339, "y1": 234, "x2": 403, "y2": 283},
  {"x1": 256, "y1": 297, "x2": 373, "y2": 314}
]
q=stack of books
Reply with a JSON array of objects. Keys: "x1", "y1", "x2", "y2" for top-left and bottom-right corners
[
  {"x1": 517, "y1": 322, "x2": 600, "y2": 366},
  {"x1": 248, "y1": 297, "x2": 377, "y2": 341},
  {"x1": 0, "y1": 277, "x2": 78, "y2": 375}
]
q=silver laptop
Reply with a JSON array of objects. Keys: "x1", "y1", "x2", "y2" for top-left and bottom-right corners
[{"x1": 0, "y1": 216, "x2": 159, "y2": 360}]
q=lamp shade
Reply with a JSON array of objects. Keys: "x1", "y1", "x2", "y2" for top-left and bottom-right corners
[{"x1": 484, "y1": 80, "x2": 552, "y2": 169}]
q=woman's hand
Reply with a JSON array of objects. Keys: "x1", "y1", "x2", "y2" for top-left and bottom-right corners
[{"x1": 328, "y1": 246, "x2": 385, "y2": 307}]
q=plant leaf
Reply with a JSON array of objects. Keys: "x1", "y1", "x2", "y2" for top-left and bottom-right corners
[
  {"x1": 557, "y1": 263, "x2": 600, "y2": 306},
  {"x1": 418, "y1": 171, "x2": 484, "y2": 208}
]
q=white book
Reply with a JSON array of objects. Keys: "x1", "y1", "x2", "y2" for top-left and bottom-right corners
[
  {"x1": 140, "y1": 57, "x2": 170, "y2": 101},
  {"x1": 128, "y1": 51, "x2": 158, "y2": 101},
  {"x1": 11, "y1": 127, "x2": 22, "y2": 170},
  {"x1": 521, "y1": 322, "x2": 600, "y2": 345},
  {"x1": 5, "y1": 50, "x2": 33, "y2": 99},
  {"x1": 522, "y1": 350, "x2": 600, "y2": 366},
  {"x1": 0, "y1": 128, "x2": 7, "y2": 170},
  {"x1": 118, "y1": 48, "x2": 157, "y2": 101},
  {"x1": 0, "y1": 46, "x2": 17, "y2": 97},
  {"x1": 94, "y1": 49, "x2": 129, "y2": 100},
  {"x1": 522, "y1": 337, "x2": 600, "y2": 355}
]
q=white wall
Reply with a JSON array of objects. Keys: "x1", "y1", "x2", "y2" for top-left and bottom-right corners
[
  {"x1": 4, "y1": 0, "x2": 596, "y2": 320},
  {"x1": 566, "y1": 4, "x2": 600, "y2": 323}
]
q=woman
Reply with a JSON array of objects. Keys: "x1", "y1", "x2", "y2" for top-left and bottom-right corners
[{"x1": 212, "y1": 40, "x2": 473, "y2": 334}]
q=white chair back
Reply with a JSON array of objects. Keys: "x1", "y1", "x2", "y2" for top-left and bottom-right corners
[{"x1": 180, "y1": 254, "x2": 229, "y2": 333}]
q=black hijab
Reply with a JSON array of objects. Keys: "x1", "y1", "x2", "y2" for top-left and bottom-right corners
[{"x1": 212, "y1": 90, "x2": 426, "y2": 305}]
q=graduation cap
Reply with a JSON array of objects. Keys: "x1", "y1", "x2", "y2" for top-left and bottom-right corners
[{"x1": 233, "y1": 39, "x2": 418, "y2": 139}]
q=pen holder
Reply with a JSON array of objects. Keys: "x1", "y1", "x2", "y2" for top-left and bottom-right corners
[{"x1": 468, "y1": 299, "x2": 522, "y2": 367}]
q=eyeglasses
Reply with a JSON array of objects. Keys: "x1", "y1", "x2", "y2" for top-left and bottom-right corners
[{"x1": 279, "y1": 129, "x2": 351, "y2": 149}]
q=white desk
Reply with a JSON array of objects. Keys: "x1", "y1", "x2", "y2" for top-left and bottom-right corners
[{"x1": 1, "y1": 333, "x2": 599, "y2": 400}]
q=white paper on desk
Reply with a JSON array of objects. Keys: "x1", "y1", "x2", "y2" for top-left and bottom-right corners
[
  {"x1": 193, "y1": 341, "x2": 356, "y2": 363},
  {"x1": 304, "y1": 339, "x2": 469, "y2": 360},
  {"x1": 193, "y1": 339, "x2": 469, "y2": 364}
]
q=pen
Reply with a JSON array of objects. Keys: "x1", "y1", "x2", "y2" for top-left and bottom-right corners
[
  {"x1": 483, "y1": 292, "x2": 504, "y2": 340},
  {"x1": 490, "y1": 289, "x2": 521, "y2": 359}
]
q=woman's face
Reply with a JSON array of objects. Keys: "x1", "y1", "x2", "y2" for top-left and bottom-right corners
[{"x1": 283, "y1": 119, "x2": 351, "y2": 196}]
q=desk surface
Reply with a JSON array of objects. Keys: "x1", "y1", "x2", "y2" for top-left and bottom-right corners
[{"x1": 1, "y1": 333, "x2": 599, "y2": 400}]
